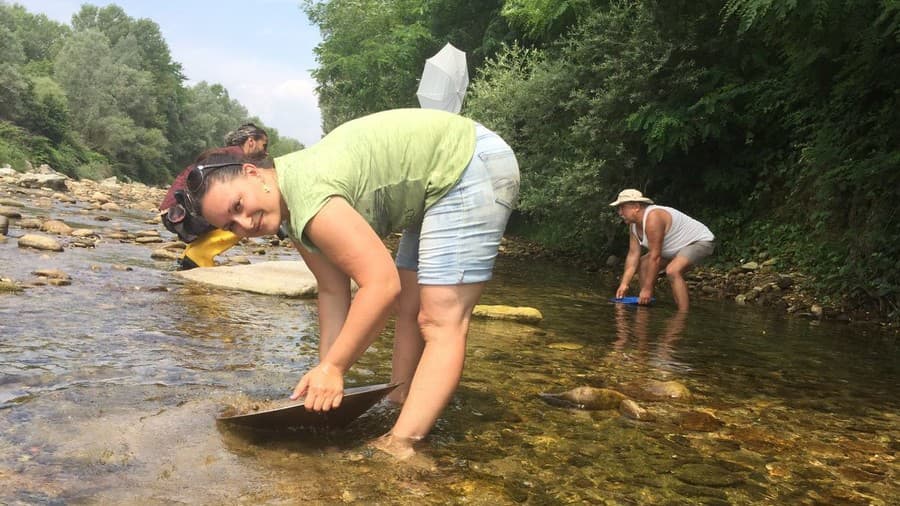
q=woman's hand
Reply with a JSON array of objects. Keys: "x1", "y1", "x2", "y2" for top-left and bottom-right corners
[
  {"x1": 291, "y1": 363, "x2": 344, "y2": 412},
  {"x1": 639, "y1": 287, "x2": 654, "y2": 305}
]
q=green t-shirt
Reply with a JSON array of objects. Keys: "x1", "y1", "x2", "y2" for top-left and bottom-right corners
[{"x1": 276, "y1": 108, "x2": 476, "y2": 251}]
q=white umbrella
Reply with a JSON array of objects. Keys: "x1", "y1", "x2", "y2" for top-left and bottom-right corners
[{"x1": 416, "y1": 43, "x2": 468, "y2": 114}]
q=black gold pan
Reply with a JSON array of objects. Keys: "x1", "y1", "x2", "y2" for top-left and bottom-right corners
[{"x1": 216, "y1": 383, "x2": 400, "y2": 430}]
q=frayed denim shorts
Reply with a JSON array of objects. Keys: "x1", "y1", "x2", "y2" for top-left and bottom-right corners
[{"x1": 395, "y1": 124, "x2": 520, "y2": 285}]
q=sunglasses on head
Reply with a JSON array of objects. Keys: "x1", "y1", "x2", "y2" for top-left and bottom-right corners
[{"x1": 185, "y1": 161, "x2": 243, "y2": 194}]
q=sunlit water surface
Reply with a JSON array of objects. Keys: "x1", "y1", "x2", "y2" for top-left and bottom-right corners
[{"x1": 1, "y1": 196, "x2": 897, "y2": 505}]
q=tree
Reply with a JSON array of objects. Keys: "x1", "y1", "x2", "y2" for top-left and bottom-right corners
[{"x1": 304, "y1": 0, "x2": 436, "y2": 131}]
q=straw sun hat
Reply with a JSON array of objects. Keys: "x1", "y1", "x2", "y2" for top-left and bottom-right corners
[{"x1": 609, "y1": 189, "x2": 654, "y2": 207}]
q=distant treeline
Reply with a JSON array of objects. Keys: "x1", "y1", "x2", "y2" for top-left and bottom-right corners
[
  {"x1": 303, "y1": 0, "x2": 900, "y2": 318},
  {"x1": 0, "y1": 3, "x2": 303, "y2": 184}
]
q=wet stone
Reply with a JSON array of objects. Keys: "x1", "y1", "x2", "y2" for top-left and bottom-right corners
[
  {"x1": 69, "y1": 237, "x2": 98, "y2": 248},
  {"x1": 33, "y1": 269, "x2": 70, "y2": 280},
  {"x1": 18, "y1": 218, "x2": 42, "y2": 229},
  {"x1": 0, "y1": 208, "x2": 24, "y2": 222},
  {"x1": 619, "y1": 399, "x2": 656, "y2": 421},
  {"x1": 0, "y1": 279, "x2": 23, "y2": 293},
  {"x1": 547, "y1": 342, "x2": 584, "y2": 351},
  {"x1": 675, "y1": 463, "x2": 744, "y2": 487},
  {"x1": 838, "y1": 464, "x2": 886, "y2": 482},
  {"x1": 151, "y1": 249, "x2": 180, "y2": 261},
  {"x1": 540, "y1": 386, "x2": 626, "y2": 410},
  {"x1": 618, "y1": 380, "x2": 692, "y2": 402},
  {"x1": 18, "y1": 234, "x2": 63, "y2": 252},
  {"x1": 677, "y1": 410, "x2": 725, "y2": 432},
  {"x1": 672, "y1": 483, "x2": 731, "y2": 505}
]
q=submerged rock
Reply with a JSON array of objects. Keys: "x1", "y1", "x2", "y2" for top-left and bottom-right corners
[
  {"x1": 40, "y1": 219, "x2": 73, "y2": 235},
  {"x1": 539, "y1": 386, "x2": 626, "y2": 410},
  {"x1": 619, "y1": 399, "x2": 656, "y2": 421},
  {"x1": 675, "y1": 463, "x2": 743, "y2": 487},
  {"x1": 0, "y1": 279, "x2": 23, "y2": 293},
  {"x1": 18, "y1": 234, "x2": 63, "y2": 252},
  {"x1": 617, "y1": 380, "x2": 692, "y2": 402},
  {"x1": 547, "y1": 342, "x2": 584, "y2": 350},
  {"x1": 472, "y1": 304, "x2": 543, "y2": 324},
  {"x1": 677, "y1": 409, "x2": 724, "y2": 431}
]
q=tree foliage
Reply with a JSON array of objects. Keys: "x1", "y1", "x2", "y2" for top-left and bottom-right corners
[
  {"x1": 304, "y1": 0, "x2": 900, "y2": 316},
  {"x1": 0, "y1": 2, "x2": 302, "y2": 184}
]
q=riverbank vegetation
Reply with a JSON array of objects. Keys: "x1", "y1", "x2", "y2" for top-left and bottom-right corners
[
  {"x1": 2, "y1": 1, "x2": 898, "y2": 320},
  {"x1": 304, "y1": 0, "x2": 900, "y2": 321}
]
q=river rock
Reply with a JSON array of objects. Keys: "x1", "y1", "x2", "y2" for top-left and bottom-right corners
[
  {"x1": 18, "y1": 234, "x2": 63, "y2": 252},
  {"x1": 675, "y1": 463, "x2": 743, "y2": 487},
  {"x1": 0, "y1": 279, "x2": 23, "y2": 293},
  {"x1": 18, "y1": 218, "x2": 41, "y2": 229},
  {"x1": 91, "y1": 192, "x2": 111, "y2": 204},
  {"x1": 33, "y1": 269, "x2": 70, "y2": 281},
  {"x1": 18, "y1": 173, "x2": 69, "y2": 191},
  {"x1": 472, "y1": 305, "x2": 543, "y2": 324},
  {"x1": 71, "y1": 228, "x2": 97, "y2": 237},
  {"x1": 677, "y1": 409, "x2": 725, "y2": 431},
  {"x1": 547, "y1": 342, "x2": 584, "y2": 350},
  {"x1": 99, "y1": 176, "x2": 119, "y2": 188},
  {"x1": 53, "y1": 192, "x2": 76, "y2": 203},
  {"x1": 0, "y1": 216, "x2": 8, "y2": 235},
  {"x1": 539, "y1": 386, "x2": 627, "y2": 410},
  {"x1": 174, "y1": 260, "x2": 321, "y2": 297},
  {"x1": 151, "y1": 248, "x2": 181, "y2": 261},
  {"x1": 617, "y1": 380, "x2": 692, "y2": 402},
  {"x1": 0, "y1": 206, "x2": 22, "y2": 219},
  {"x1": 619, "y1": 399, "x2": 656, "y2": 421},
  {"x1": 41, "y1": 219, "x2": 73, "y2": 235}
]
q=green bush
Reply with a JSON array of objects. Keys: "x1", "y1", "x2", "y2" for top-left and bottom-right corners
[{"x1": 75, "y1": 159, "x2": 115, "y2": 181}]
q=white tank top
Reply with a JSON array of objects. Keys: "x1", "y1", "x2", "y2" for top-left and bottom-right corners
[{"x1": 631, "y1": 205, "x2": 714, "y2": 258}]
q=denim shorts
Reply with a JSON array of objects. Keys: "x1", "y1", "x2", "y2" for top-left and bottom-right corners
[{"x1": 395, "y1": 124, "x2": 520, "y2": 285}]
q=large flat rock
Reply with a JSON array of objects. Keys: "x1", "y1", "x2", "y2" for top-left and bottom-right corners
[
  {"x1": 174, "y1": 260, "x2": 319, "y2": 297},
  {"x1": 174, "y1": 263, "x2": 542, "y2": 324}
]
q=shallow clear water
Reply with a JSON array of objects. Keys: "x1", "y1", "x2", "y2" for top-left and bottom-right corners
[{"x1": 1, "y1": 189, "x2": 897, "y2": 505}]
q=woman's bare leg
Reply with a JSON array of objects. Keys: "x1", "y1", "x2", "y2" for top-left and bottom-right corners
[
  {"x1": 388, "y1": 268, "x2": 423, "y2": 403},
  {"x1": 373, "y1": 282, "x2": 484, "y2": 458}
]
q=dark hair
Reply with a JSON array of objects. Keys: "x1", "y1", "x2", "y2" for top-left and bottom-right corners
[
  {"x1": 185, "y1": 147, "x2": 275, "y2": 216},
  {"x1": 224, "y1": 122, "x2": 267, "y2": 147}
]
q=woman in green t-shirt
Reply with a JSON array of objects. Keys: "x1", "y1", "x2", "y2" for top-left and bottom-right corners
[{"x1": 185, "y1": 109, "x2": 519, "y2": 459}]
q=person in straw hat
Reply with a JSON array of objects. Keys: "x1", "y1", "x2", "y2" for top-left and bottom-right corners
[{"x1": 610, "y1": 189, "x2": 715, "y2": 311}]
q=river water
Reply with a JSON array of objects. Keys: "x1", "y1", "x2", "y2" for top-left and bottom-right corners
[{"x1": 1, "y1": 187, "x2": 898, "y2": 505}]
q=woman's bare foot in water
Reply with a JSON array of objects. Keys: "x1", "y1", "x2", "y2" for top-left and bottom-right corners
[{"x1": 369, "y1": 432, "x2": 418, "y2": 461}]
